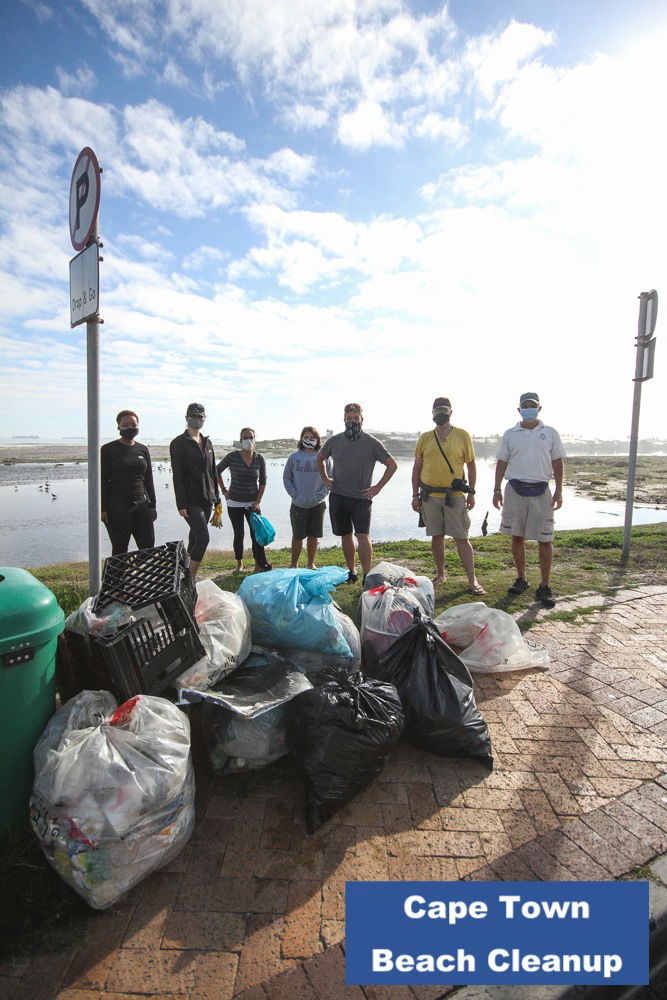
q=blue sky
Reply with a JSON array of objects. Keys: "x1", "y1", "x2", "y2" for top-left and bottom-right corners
[{"x1": 1, "y1": 0, "x2": 665, "y2": 444}]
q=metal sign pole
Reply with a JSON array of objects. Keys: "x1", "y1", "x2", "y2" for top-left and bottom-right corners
[
  {"x1": 622, "y1": 348, "x2": 644, "y2": 562},
  {"x1": 69, "y1": 147, "x2": 103, "y2": 595},
  {"x1": 87, "y1": 223, "x2": 101, "y2": 596},
  {"x1": 622, "y1": 291, "x2": 658, "y2": 562}
]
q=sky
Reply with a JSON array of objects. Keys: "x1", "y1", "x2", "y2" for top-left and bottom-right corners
[{"x1": 1, "y1": 0, "x2": 666, "y2": 445}]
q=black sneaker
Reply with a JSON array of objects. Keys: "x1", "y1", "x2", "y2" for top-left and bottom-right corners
[
  {"x1": 347, "y1": 570, "x2": 358, "y2": 584},
  {"x1": 508, "y1": 576, "x2": 529, "y2": 594},
  {"x1": 536, "y1": 583, "x2": 556, "y2": 608}
]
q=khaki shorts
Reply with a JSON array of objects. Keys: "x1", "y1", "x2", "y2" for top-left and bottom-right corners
[
  {"x1": 500, "y1": 483, "x2": 555, "y2": 541},
  {"x1": 421, "y1": 494, "x2": 470, "y2": 539}
]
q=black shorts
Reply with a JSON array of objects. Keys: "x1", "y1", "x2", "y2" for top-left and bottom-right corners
[
  {"x1": 329, "y1": 493, "x2": 372, "y2": 536},
  {"x1": 290, "y1": 501, "x2": 326, "y2": 540}
]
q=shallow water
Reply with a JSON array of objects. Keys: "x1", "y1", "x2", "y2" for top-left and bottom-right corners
[{"x1": 0, "y1": 457, "x2": 663, "y2": 568}]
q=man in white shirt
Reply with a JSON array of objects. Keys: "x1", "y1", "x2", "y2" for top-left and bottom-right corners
[{"x1": 492, "y1": 392, "x2": 566, "y2": 608}]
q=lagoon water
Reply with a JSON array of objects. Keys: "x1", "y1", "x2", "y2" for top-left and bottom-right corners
[{"x1": 0, "y1": 457, "x2": 664, "y2": 569}]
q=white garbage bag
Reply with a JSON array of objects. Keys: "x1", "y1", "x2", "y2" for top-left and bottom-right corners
[
  {"x1": 434, "y1": 603, "x2": 549, "y2": 673},
  {"x1": 30, "y1": 690, "x2": 195, "y2": 909},
  {"x1": 175, "y1": 579, "x2": 251, "y2": 689},
  {"x1": 363, "y1": 561, "x2": 434, "y2": 615},
  {"x1": 360, "y1": 584, "x2": 425, "y2": 655}
]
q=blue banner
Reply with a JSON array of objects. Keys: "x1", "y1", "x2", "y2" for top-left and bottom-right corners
[{"x1": 346, "y1": 881, "x2": 648, "y2": 986}]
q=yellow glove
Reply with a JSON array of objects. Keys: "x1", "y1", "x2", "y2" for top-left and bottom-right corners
[{"x1": 210, "y1": 502, "x2": 223, "y2": 528}]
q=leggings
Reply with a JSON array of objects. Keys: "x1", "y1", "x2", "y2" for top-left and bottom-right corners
[
  {"x1": 184, "y1": 502, "x2": 212, "y2": 562},
  {"x1": 105, "y1": 500, "x2": 155, "y2": 555},
  {"x1": 227, "y1": 506, "x2": 267, "y2": 565}
]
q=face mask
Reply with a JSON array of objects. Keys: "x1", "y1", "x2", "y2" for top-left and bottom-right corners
[
  {"x1": 345, "y1": 421, "x2": 362, "y2": 440},
  {"x1": 520, "y1": 408, "x2": 539, "y2": 422},
  {"x1": 433, "y1": 412, "x2": 450, "y2": 426},
  {"x1": 240, "y1": 438, "x2": 254, "y2": 451},
  {"x1": 187, "y1": 416, "x2": 204, "y2": 429},
  {"x1": 119, "y1": 427, "x2": 139, "y2": 440},
  {"x1": 302, "y1": 437, "x2": 318, "y2": 449}
]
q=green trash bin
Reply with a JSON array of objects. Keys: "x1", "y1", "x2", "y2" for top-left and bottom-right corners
[{"x1": 0, "y1": 568, "x2": 65, "y2": 839}]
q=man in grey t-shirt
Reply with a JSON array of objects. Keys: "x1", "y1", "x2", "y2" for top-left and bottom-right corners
[{"x1": 317, "y1": 402, "x2": 397, "y2": 583}]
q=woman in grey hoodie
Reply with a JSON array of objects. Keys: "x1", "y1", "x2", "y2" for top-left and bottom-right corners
[{"x1": 283, "y1": 426, "x2": 332, "y2": 569}]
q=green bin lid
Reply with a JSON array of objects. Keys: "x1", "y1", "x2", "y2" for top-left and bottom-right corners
[{"x1": 0, "y1": 568, "x2": 65, "y2": 656}]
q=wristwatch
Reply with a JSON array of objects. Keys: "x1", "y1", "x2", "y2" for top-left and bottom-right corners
[{"x1": 468, "y1": 488, "x2": 476, "y2": 494}]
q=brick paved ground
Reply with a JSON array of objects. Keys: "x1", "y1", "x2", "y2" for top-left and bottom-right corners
[{"x1": 1, "y1": 587, "x2": 666, "y2": 1000}]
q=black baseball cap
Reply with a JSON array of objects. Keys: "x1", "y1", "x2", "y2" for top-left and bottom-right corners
[
  {"x1": 519, "y1": 392, "x2": 540, "y2": 406},
  {"x1": 186, "y1": 402, "x2": 206, "y2": 417},
  {"x1": 432, "y1": 397, "x2": 452, "y2": 409}
]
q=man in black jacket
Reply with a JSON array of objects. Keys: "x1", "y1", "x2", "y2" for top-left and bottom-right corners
[{"x1": 169, "y1": 402, "x2": 221, "y2": 578}]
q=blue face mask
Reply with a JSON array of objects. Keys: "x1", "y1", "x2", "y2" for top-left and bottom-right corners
[{"x1": 520, "y1": 407, "x2": 539, "y2": 422}]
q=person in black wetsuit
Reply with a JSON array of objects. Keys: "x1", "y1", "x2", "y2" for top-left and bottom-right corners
[
  {"x1": 101, "y1": 409, "x2": 157, "y2": 554},
  {"x1": 169, "y1": 402, "x2": 221, "y2": 579}
]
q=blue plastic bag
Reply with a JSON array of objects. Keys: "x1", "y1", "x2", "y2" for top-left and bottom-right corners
[
  {"x1": 249, "y1": 511, "x2": 276, "y2": 546},
  {"x1": 237, "y1": 566, "x2": 351, "y2": 656}
]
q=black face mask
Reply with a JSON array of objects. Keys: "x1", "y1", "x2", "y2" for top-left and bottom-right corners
[
  {"x1": 433, "y1": 413, "x2": 450, "y2": 426},
  {"x1": 345, "y1": 421, "x2": 362, "y2": 440},
  {"x1": 119, "y1": 427, "x2": 139, "y2": 440}
]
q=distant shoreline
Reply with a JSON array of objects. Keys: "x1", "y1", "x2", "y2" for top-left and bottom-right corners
[{"x1": 2, "y1": 439, "x2": 666, "y2": 466}]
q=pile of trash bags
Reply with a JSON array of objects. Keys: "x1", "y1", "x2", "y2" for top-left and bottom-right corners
[{"x1": 39, "y1": 560, "x2": 552, "y2": 908}]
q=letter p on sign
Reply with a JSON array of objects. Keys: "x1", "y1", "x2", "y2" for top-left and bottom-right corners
[{"x1": 69, "y1": 147, "x2": 101, "y2": 251}]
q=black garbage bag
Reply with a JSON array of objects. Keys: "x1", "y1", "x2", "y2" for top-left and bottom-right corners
[
  {"x1": 286, "y1": 667, "x2": 405, "y2": 833},
  {"x1": 366, "y1": 613, "x2": 493, "y2": 769}
]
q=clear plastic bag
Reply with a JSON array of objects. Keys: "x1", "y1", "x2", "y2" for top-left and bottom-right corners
[
  {"x1": 203, "y1": 704, "x2": 288, "y2": 774},
  {"x1": 363, "y1": 561, "x2": 434, "y2": 615},
  {"x1": 360, "y1": 584, "x2": 426, "y2": 655},
  {"x1": 198, "y1": 649, "x2": 313, "y2": 773},
  {"x1": 175, "y1": 579, "x2": 251, "y2": 689},
  {"x1": 177, "y1": 647, "x2": 312, "y2": 717},
  {"x1": 434, "y1": 603, "x2": 549, "y2": 674},
  {"x1": 64, "y1": 597, "x2": 134, "y2": 638},
  {"x1": 30, "y1": 690, "x2": 194, "y2": 910},
  {"x1": 237, "y1": 566, "x2": 351, "y2": 656}
]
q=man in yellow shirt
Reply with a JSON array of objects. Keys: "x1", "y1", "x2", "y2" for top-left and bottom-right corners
[{"x1": 411, "y1": 397, "x2": 484, "y2": 594}]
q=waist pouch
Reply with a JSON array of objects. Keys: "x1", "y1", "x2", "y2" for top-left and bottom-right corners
[{"x1": 509, "y1": 479, "x2": 548, "y2": 497}]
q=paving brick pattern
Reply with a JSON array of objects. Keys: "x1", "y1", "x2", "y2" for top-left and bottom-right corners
[{"x1": 4, "y1": 588, "x2": 667, "y2": 1000}]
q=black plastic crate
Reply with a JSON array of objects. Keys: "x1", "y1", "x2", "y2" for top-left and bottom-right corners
[
  {"x1": 59, "y1": 616, "x2": 204, "y2": 702},
  {"x1": 93, "y1": 616, "x2": 204, "y2": 701},
  {"x1": 56, "y1": 631, "x2": 110, "y2": 703},
  {"x1": 93, "y1": 541, "x2": 197, "y2": 633}
]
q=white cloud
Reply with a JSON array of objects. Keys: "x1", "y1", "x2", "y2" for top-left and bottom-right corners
[
  {"x1": 20, "y1": 0, "x2": 53, "y2": 23},
  {"x1": 182, "y1": 245, "x2": 228, "y2": 272},
  {"x1": 75, "y1": 0, "x2": 464, "y2": 148},
  {"x1": 55, "y1": 65, "x2": 97, "y2": 96},
  {"x1": 411, "y1": 111, "x2": 466, "y2": 143},
  {"x1": 464, "y1": 19, "x2": 554, "y2": 101},
  {"x1": 280, "y1": 104, "x2": 330, "y2": 130},
  {"x1": 337, "y1": 99, "x2": 405, "y2": 149},
  {"x1": 263, "y1": 148, "x2": 317, "y2": 185}
]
